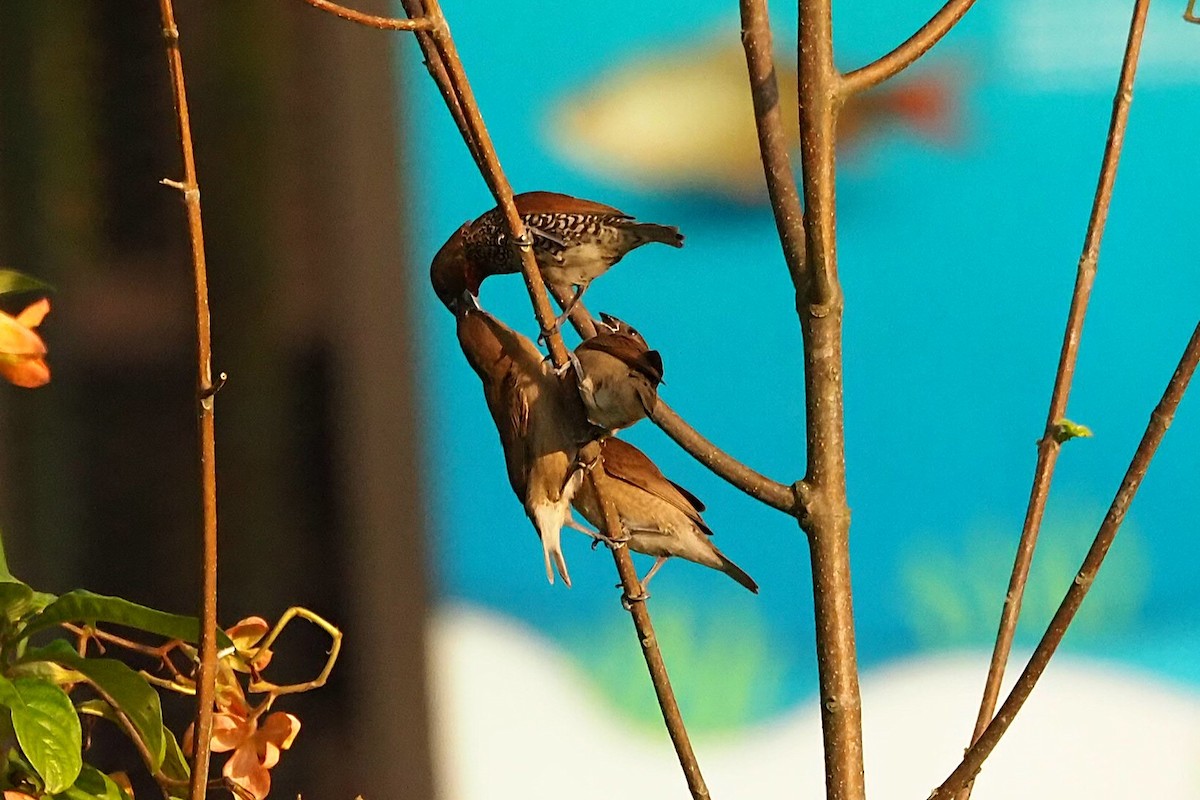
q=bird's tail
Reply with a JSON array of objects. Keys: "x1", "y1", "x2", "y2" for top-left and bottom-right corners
[
  {"x1": 532, "y1": 504, "x2": 573, "y2": 588},
  {"x1": 629, "y1": 222, "x2": 685, "y2": 249},
  {"x1": 714, "y1": 547, "x2": 759, "y2": 594}
]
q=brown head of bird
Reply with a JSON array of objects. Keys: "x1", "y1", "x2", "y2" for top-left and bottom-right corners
[
  {"x1": 431, "y1": 221, "x2": 484, "y2": 311},
  {"x1": 571, "y1": 312, "x2": 664, "y2": 434}
]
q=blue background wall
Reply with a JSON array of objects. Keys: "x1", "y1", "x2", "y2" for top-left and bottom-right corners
[{"x1": 408, "y1": 0, "x2": 1199, "y2": 732}]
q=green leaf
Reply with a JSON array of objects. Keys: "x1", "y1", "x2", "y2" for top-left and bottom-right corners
[
  {"x1": 21, "y1": 591, "x2": 231, "y2": 648},
  {"x1": 53, "y1": 764, "x2": 131, "y2": 800},
  {"x1": 0, "y1": 582, "x2": 36, "y2": 624},
  {"x1": 1052, "y1": 418, "x2": 1094, "y2": 443},
  {"x1": 0, "y1": 675, "x2": 83, "y2": 793},
  {"x1": 160, "y1": 725, "x2": 191, "y2": 785},
  {"x1": 0, "y1": 529, "x2": 14, "y2": 582},
  {"x1": 24, "y1": 641, "x2": 165, "y2": 771},
  {"x1": 0, "y1": 270, "x2": 54, "y2": 297}
]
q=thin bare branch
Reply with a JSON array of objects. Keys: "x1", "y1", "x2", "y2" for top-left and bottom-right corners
[
  {"x1": 1186, "y1": 0, "x2": 1199, "y2": 22},
  {"x1": 739, "y1": 0, "x2": 806, "y2": 288},
  {"x1": 548, "y1": 286, "x2": 798, "y2": 513},
  {"x1": 299, "y1": 0, "x2": 434, "y2": 30},
  {"x1": 933, "y1": 320, "x2": 1200, "y2": 800},
  {"x1": 958, "y1": 3, "x2": 1151, "y2": 795},
  {"x1": 413, "y1": 0, "x2": 570, "y2": 365},
  {"x1": 796, "y1": 0, "x2": 865, "y2": 796},
  {"x1": 651, "y1": 404, "x2": 797, "y2": 513},
  {"x1": 314, "y1": 2, "x2": 709, "y2": 792},
  {"x1": 155, "y1": 4, "x2": 219, "y2": 799},
  {"x1": 841, "y1": 0, "x2": 976, "y2": 96}
]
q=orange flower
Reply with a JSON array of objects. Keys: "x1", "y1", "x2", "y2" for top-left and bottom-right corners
[
  {"x1": 3, "y1": 791, "x2": 38, "y2": 800},
  {"x1": 185, "y1": 680, "x2": 300, "y2": 800},
  {"x1": 0, "y1": 299, "x2": 50, "y2": 388},
  {"x1": 225, "y1": 616, "x2": 274, "y2": 674}
]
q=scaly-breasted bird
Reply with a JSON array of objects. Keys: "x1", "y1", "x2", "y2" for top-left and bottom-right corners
[
  {"x1": 571, "y1": 313, "x2": 664, "y2": 434},
  {"x1": 454, "y1": 293, "x2": 594, "y2": 586},
  {"x1": 572, "y1": 437, "x2": 758, "y2": 593},
  {"x1": 430, "y1": 191, "x2": 684, "y2": 321}
]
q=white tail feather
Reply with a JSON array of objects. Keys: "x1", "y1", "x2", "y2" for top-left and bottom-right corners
[{"x1": 532, "y1": 502, "x2": 572, "y2": 588}]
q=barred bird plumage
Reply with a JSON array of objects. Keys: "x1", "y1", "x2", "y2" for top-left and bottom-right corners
[{"x1": 431, "y1": 191, "x2": 684, "y2": 320}]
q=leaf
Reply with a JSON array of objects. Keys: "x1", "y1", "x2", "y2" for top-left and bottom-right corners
[
  {"x1": 1052, "y1": 418, "x2": 1094, "y2": 443},
  {"x1": 53, "y1": 764, "x2": 131, "y2": 800},
  {"x1": 160, "y1": 725, "x2": 191, "y2": 785},
  {"x1": 0, "y1": 270, "x2": 54, "y2": 297},
  {"x1": 22, "y1": 590, "x2": 231, "y2": 648},
  {"x1": 0, "y1": 581, "x2": 36, "y2": 624},
  {"x1": 0, "y1": 530, "x2": 14, "y2": 582},
  {"x1": 25, "y1": 641, "x2": 165, "y2": 771},
  {"x1": 0, "y1": 675, "x2": 83, "y2": 793}
]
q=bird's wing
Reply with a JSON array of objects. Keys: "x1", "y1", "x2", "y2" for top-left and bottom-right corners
[
  {"x1": 577, "y1": 336, "x2": 665, "y2": 385},
  {"x1": 600, "y1": 439, "x2": 710, "y2": 533},
  {"x1": 492, "y1": 366, "x2": 531, "y2": 497},
  {"x1": 513, "y1": 190, "x2": 630, "y2": 220}
]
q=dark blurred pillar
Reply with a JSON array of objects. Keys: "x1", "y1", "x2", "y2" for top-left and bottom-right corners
[
  {"x1": 288, "y1": 3, "x2": 439, "y2": 798},
  {"x1": 0, "y1": 2, "x2": 435, "y2": 797}
]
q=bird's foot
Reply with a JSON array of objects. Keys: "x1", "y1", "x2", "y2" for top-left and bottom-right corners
[
  {"x1": 537, "y1": 311, "x2": 573, "y2": 345},
  {"x1": 620, "y1": 586, "x2": 650, "y2": 609}
]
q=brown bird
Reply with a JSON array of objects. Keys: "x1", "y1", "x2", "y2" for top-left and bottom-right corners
[
  {"x1": 571, "y1": 438, "x2": 758, "y2": 593},
  {"x1": 571, "y1": 313, "x2": 664, "y2": 434},
  {"x1": 454, "y1": 293, "x2": 594, "y2": 586},
  {"x1": 430, "y1": 191, "x2": 684, "y2": 323}
]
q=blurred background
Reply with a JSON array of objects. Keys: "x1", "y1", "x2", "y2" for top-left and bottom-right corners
[{"x1": 1, "y1": 1, "x2": 1198, "y2": 798}]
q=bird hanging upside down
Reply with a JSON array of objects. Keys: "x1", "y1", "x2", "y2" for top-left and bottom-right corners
[
  {"x1": 430, "y1": 191, "x2": 683, "y2": 329},
  {"x1": 453, "y1": 292, "x2": 595, "y2": 587}
]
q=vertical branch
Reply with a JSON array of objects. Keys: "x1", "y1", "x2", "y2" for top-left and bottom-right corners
[
  {"x1": 155, "y1": 2, "x2": 219, "y2": 799},
  {"x1": 739, "y1": 0, "x2": 806, "y2": 286},
  {"x1": 932, "y1": 321, "x2": 1200, "y2": 800},
  {"x1": 959, "y1": 3, "x2": 1151, "y2": 795},
  {"x1": 795, "y1": 1, "x2": 865, "y2": 798}
]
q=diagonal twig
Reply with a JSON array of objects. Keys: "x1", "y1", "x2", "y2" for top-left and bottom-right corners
[
  {"x1": 155, "y1": 3, "x2": 219, "y2": 799},
  {"x1": 841, "y1": 0, "x2": 977, "y2": 95},
  {"x1": 957, "y1": 3, "x2": 1151, "y2": 796},
  {"x1": 304, "y1": 2, "x2": 711, "y2": 795},
  {"x1": 548, "y1": 286, "x2": 797, "y2": 513},
  {"x1": 300, "y1": 0, "x2": 434, "y2": 30},
  {"x1": 932, "y1": 320, "x2": 1200, "y2": 800}
]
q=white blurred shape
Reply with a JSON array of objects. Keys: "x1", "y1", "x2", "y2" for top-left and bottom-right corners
[{"x1": 429, "y1": 604, "x2": 1200, "y2": 799}]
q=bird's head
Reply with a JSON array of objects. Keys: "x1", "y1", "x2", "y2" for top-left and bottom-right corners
[
  {"x1": 430, "y1": 221, "x2": 481, "y2": 312},
  {"x1": 597, "y1": 312, "x2": 650, "y2": 349}
]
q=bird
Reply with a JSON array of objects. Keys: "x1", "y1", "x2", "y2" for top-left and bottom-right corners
[
  {"x1": 453, "y1": 292, "x2": 595, "y2": 586},
  {"x1": 570, "y1": 313, "x2": 664, "y2": 434},
  {"x1": 571, "y1": 437, "x2": 758, "y2": 593},
  {"x1": 430, "y1": 191, "x2": 684, "y2": 326}
]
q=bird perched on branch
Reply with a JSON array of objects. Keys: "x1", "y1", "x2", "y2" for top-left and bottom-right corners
[
  {"x1": 572, "y1": 438, "x2": 758, "y2": 593},
  {"x1": 454, "y1": 292, "x2": 594, "y2": 587},
  {"x1": 430, "y1": 191, "x2": 684, "y2": 326},
  {"x1": 571, "y1": 313, "x2": 664, "y2": 434}
]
